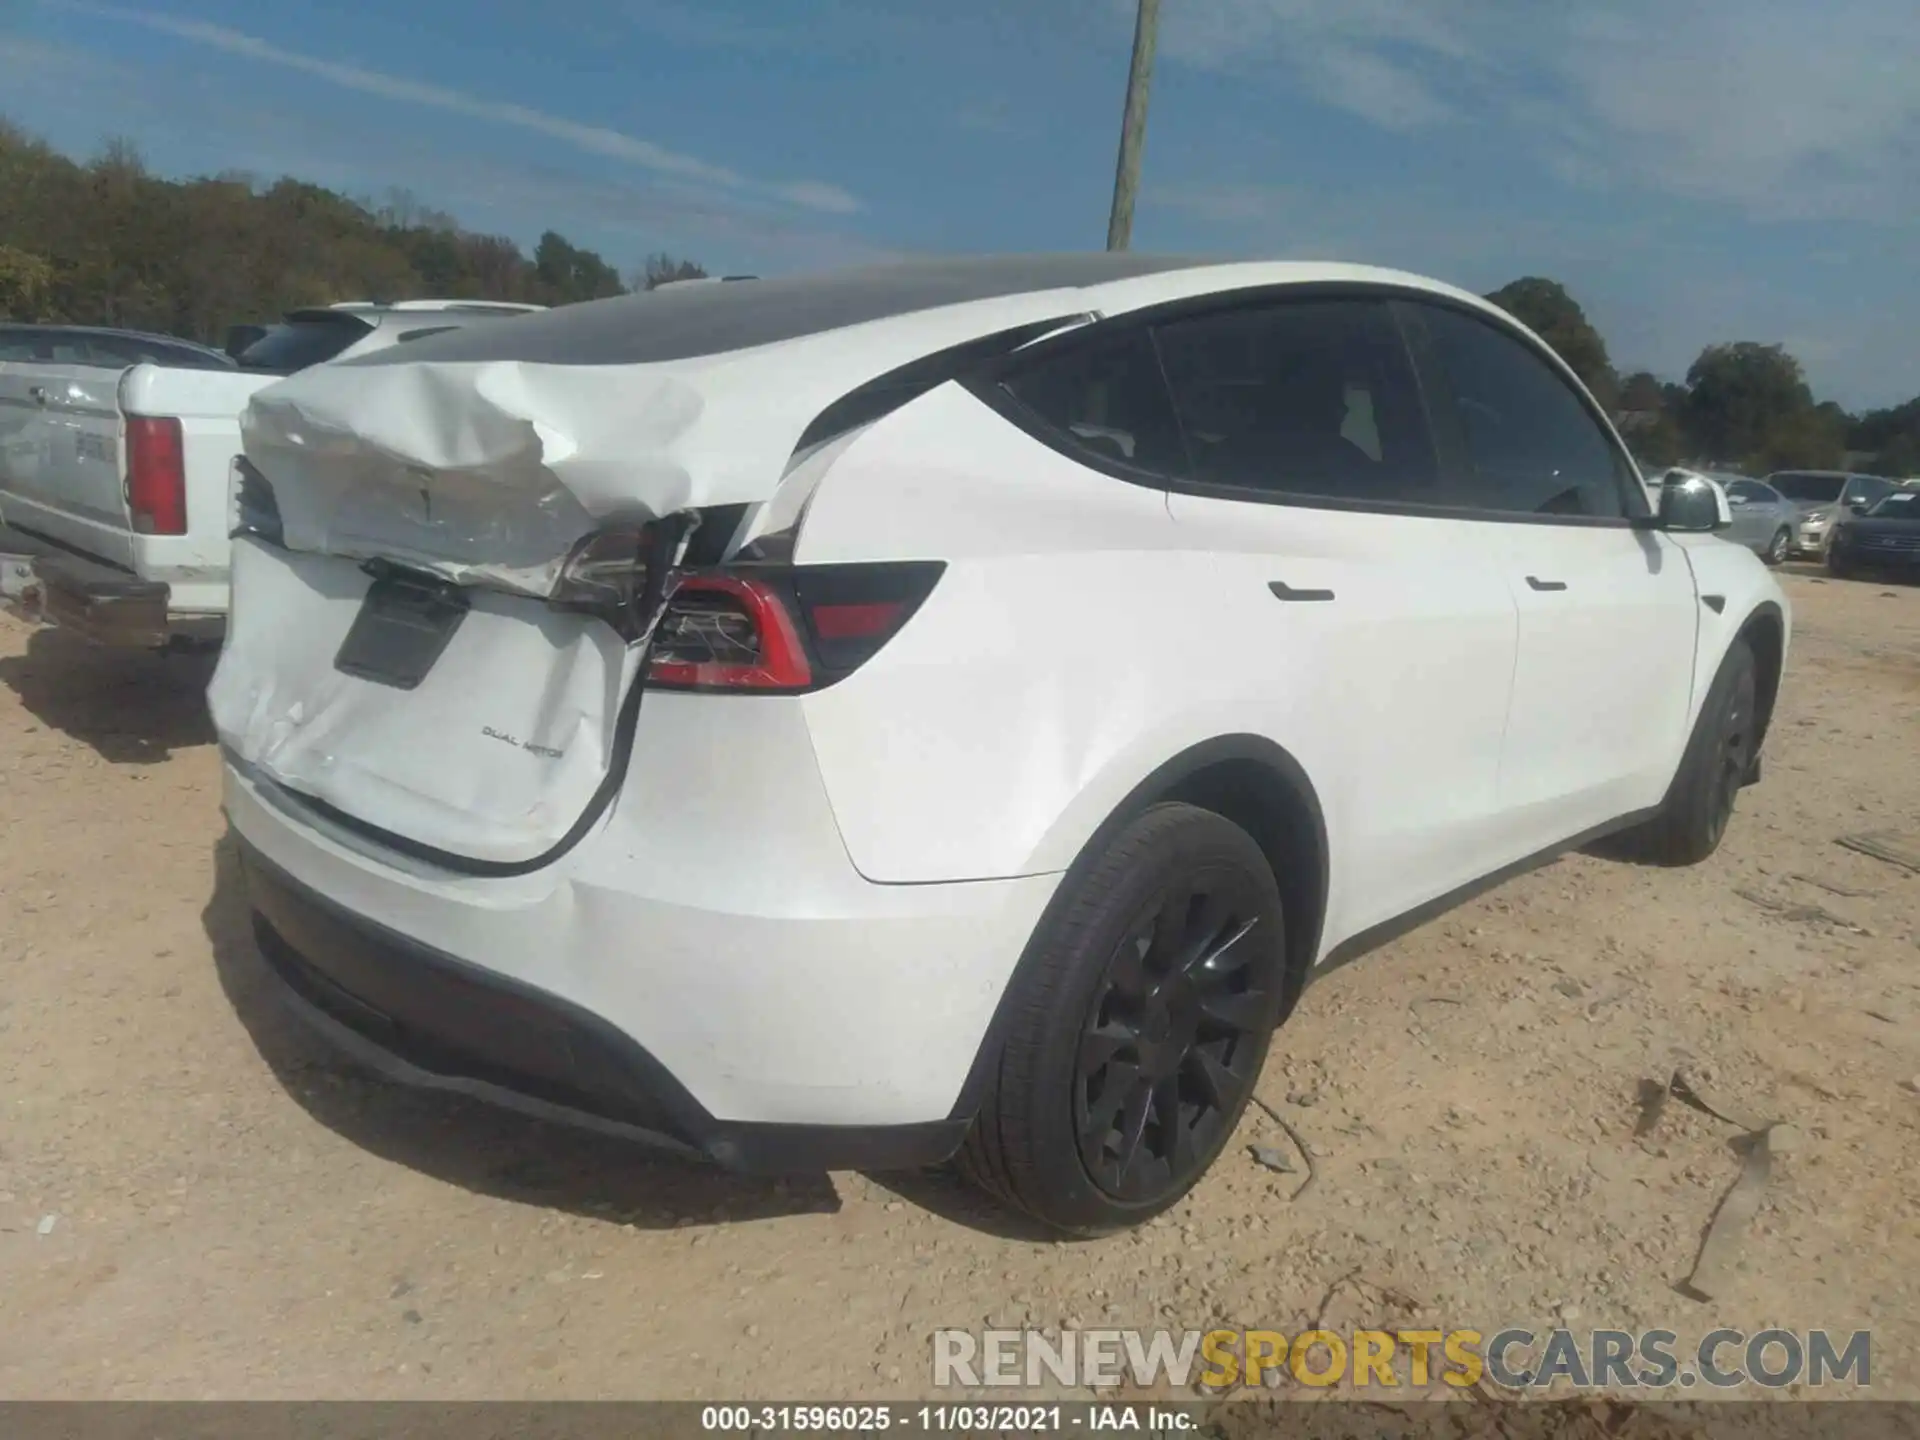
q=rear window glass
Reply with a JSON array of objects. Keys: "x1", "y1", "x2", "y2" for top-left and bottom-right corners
[
  {"x1": 237, "y1": 317, "x2": 373, "y2": 374},
  {"x1": 85, "y1": 336, "x2": 233, "y2": 370},
  {"x1": 0, "y1": 329, "x2": 45, "y2": 361},
  {"x1": 1769, "y1": 472, "x2": 1846, "y2": 503}
]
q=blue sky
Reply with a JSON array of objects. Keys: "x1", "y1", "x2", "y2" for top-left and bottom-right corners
[{"x1": 2, "y1": 0, "x2": 1916, "y2": 408}]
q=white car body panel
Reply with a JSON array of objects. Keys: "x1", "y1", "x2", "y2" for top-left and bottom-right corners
[
  {"x1": 224, "y1": 711, "x2": 1057, "y2": 1126},
  {"x1": 210, "y1": 256, "x2": 1792, "y2": 1155},
  {"x1": 1475, "y1": 522, "x2": 1700, "y2": 846}
]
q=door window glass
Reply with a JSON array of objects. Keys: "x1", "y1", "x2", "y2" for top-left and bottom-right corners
[
  {"x1": 1414, "y1": 303, "x2": 1632, "y2": 519},
  {"x1": 1151, "y1": 298, "x2": 1439, "y2": 504}
]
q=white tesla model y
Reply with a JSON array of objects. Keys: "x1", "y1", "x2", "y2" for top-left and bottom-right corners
[{"x1": 211, "y1": 255, "x2": 1788, "y2": 1233}]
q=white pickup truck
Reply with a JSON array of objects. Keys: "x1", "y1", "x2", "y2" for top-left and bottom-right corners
[{"x1": 0, "y1": 300, "x2": 544, "y2": 649}]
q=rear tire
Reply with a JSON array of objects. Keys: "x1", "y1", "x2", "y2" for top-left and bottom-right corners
[
  {"x1": 957, "y1": 803, "x2": 1287, "y2": 1235},
  {"x1": 1764, "y1": 528, "x2": 1790, "y2": 566},
  {"x1": 1616, "y1": 638, "x2": 1757, "y2": 867}
]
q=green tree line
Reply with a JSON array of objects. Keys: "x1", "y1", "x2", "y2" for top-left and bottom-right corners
[
  {"x1": 3, "y1": 122, "x2": 1915, "y2": 477},
  {"x1": 1485, "y1": 277, "x2": 1918, "y2": 478},
  {"x1": 0, "y1": 120, "x2": 706, "y2": 343}
]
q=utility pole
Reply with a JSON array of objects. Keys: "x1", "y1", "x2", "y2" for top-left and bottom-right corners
[{"x1": 1105, "y1": 0, "x2": 1162, "y2": 251}]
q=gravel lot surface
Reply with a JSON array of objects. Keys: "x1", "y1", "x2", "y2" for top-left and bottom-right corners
[{"x1": 2, "y1": 566, "x2": 1915, "y2": 1402}]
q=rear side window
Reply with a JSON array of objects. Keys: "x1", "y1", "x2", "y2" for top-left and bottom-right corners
[
  {"x1": 1412, "y1": 303, "x2": 1633, "y2": 519},
  {"x1": 1152, "y1": 298, "x2": 1439, "y2": 504},
  {"x1": 1727, "y1": 479, "x2": 1768, "y2": 503},
  {"x1": 998, "y1": 326, "x2": 1187, "y2": 478},
  {"x1": 237, "y1": 316, "x2": 373, "y2": 374}
]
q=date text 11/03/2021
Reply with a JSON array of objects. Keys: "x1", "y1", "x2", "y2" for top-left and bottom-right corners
[{"x1": 701, "y1": 1406, "x2": 1196, "y2": 1432}]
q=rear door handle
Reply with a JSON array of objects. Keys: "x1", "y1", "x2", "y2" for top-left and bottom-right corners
[
  {"x1": 1525, "y1": 575, "x2": 1567, "y2": 592},
  {"x1": 1269, "y1": 581, "x2": 1335, "y2": 602}
]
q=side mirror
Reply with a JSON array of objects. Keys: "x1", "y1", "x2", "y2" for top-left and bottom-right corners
[
  {"x1": 1656, "y1": 473, "x2": 1731, "y2": 533},
  {"x1": 1844, "y1": 495, "x2": 1870, "y2": 513}
]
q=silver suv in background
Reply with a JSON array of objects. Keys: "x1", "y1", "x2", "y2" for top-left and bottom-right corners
[{"x1": 1769, "y1": 470, "x2": 1903, "y2": 558}]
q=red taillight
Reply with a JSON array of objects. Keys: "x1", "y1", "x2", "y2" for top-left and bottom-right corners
[
  {"x1": 646, "y1": 574, "x2": 814, "y2": 691},
  {"x1": 807, "y1": 601, "x2": 903, "y2": 641},
  {"x1": 126, "y1": 417, "x2": 186, "y2": 536},
  {"x1": 644, "y1": 561, "x2": 945, "y2": 693}
]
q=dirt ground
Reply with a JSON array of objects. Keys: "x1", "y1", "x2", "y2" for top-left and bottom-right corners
[{"x1": 1, "y1": 565, "x2": 1916, "y2": 1403}]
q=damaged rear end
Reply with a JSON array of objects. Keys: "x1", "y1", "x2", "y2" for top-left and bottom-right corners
[{"x1": 209, "y1": 278, "x2": 1095, "y2": 869}]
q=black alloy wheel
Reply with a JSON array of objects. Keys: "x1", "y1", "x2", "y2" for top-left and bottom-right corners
[
  {"x1": 956, "y1": 802, "x2": 1289, "y2": 1233},
  {"x1": 1074, "y1": 870, "x2": 1272, "y2": 1202},
  {"x1": 1705, "y1": 654, "x2": 1756, "y2": 851},
  {"x1": 1614, "y1": 637, "x2": 1759, "y2": 867}
]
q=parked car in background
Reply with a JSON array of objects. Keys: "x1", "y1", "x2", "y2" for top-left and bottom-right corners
[
  {"x1": 0, "y1": 322, "x2": 237, "y2": 371},
  {"x1": 212, "y1": 254, "x2": 1788, "y2": 1234},
  {"x1": 1828, "y1": 488, "x2": 1920, "y2": 580},
  {"x1": 0, "y1": 300, "x2": 546, "y2": 648},
  {"x1": 1768, "y1": 470, "x2": 1903, "y2": 558},
  {"x1": 1717, "y1": 476, "x2": 1798, "y2": 565}
]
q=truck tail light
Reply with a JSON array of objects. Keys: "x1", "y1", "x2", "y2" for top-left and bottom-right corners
[{"x1": 126, "y1": 417, "x2": 187, "y2": 536}]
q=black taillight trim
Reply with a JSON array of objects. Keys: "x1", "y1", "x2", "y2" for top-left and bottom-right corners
[{"x1": 791, "y1": 560, "x2": 946, "y2": 677}]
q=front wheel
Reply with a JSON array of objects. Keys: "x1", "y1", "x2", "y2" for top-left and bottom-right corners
[
  {"x1": 1764, "y1": 528, "x2": 1790, "y2": 566},
  {"x1": 957, "y1": 803, "x2": 1288, "y2": 1234},
  {"x1": 1616, "y1": 638, "x2": 1757, "y2": 866}
]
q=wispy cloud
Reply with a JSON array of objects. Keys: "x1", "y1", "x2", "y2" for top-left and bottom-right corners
[
  {"x1": 62, "y1": 2, "x2": 861, "y2": 214},
  {"x1": 1155, "y1": 0, "x2": 1484, "y2": 133},
  {"x1": 0, "y1": 29, "x2": 884, "y2": 276},
  {"x1": 1153, "y1": 0, "x2": 1920, "y2": 220}
]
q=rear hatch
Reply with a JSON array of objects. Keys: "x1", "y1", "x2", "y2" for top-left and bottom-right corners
[
  {"x1": 209, "y1": 278, "x2": 1096, "y2": 867},
  {"x1": 216, "y1": 526, "x2": 680, "y2": 866}
]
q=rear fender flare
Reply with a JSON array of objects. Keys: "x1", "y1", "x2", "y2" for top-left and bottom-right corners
[{"x1": 950, "y1": 733, "x2": 1329, "y2": 1123}]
